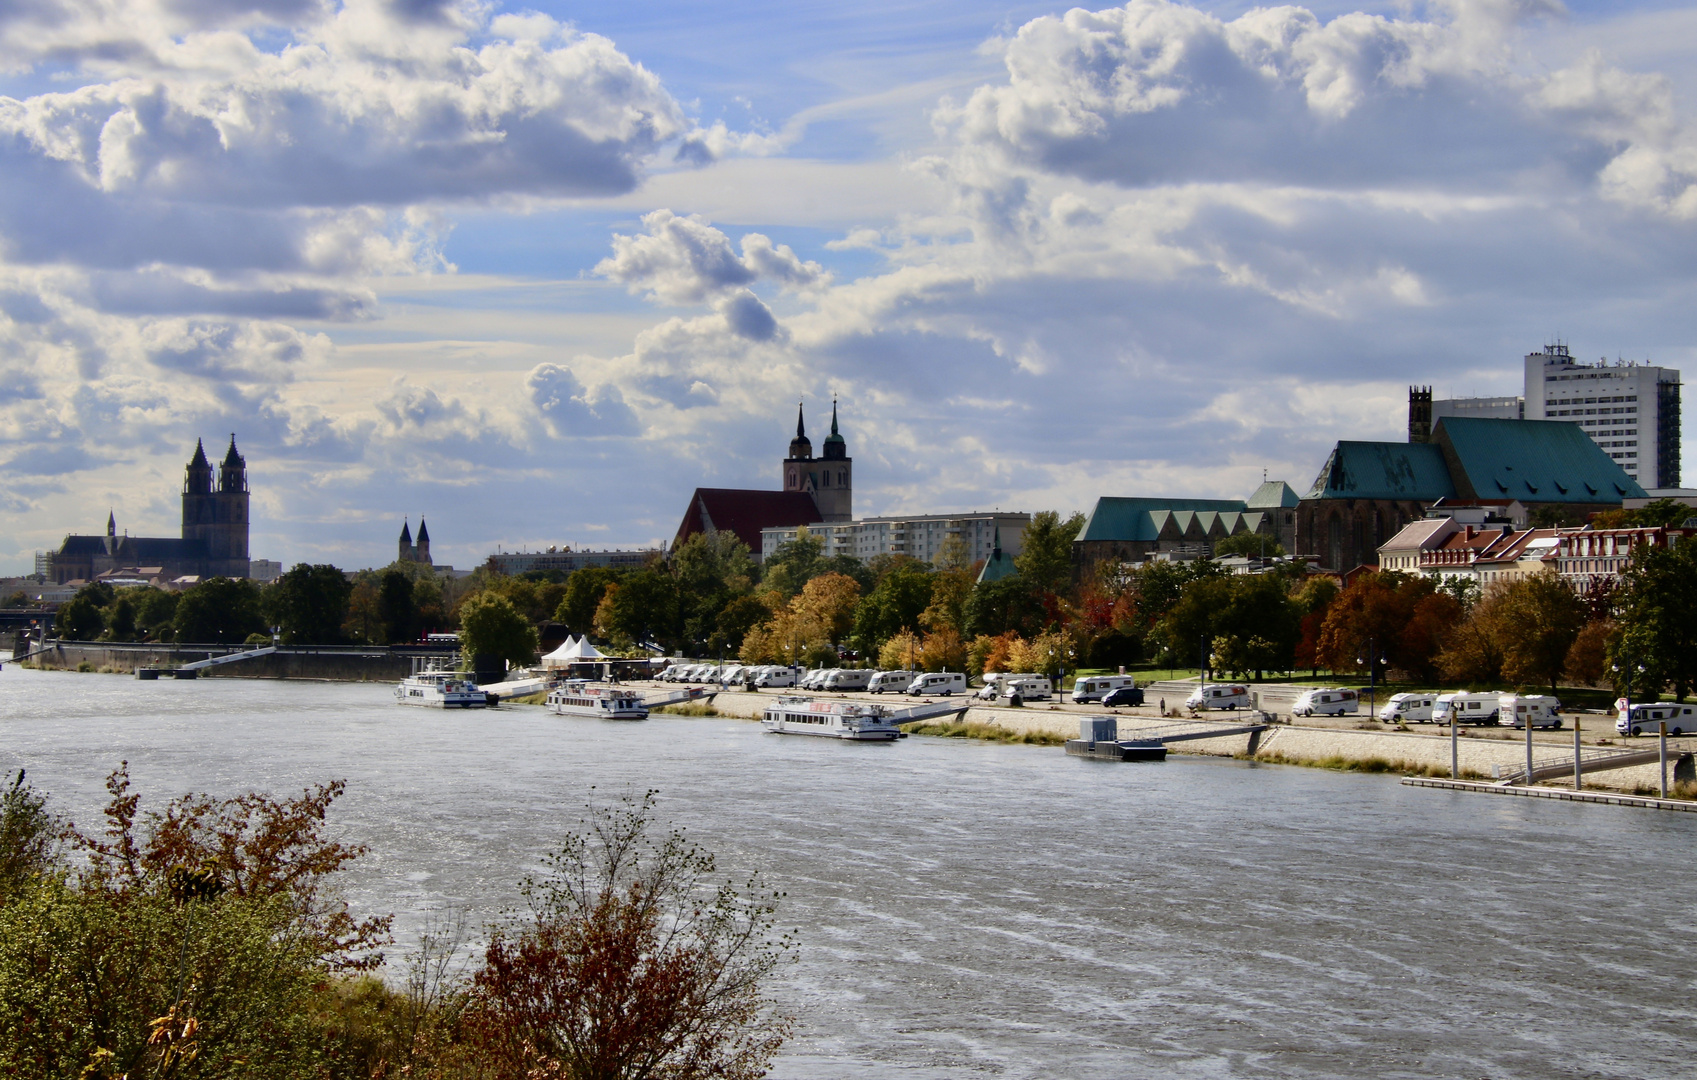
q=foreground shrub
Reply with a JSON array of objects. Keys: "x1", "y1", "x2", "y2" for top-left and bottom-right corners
[{"x1": 466, "y1": 792, "x2": 794, "y2": 1080}]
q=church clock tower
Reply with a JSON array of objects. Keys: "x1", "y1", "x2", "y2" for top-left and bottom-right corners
[{"x1": 781, "y1": 399, "x2": 851, "y2": 522}]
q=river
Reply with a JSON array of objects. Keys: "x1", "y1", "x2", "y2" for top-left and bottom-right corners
[{"x1": 2, "y1": 667, "x2": 1692, "y2": 1078}]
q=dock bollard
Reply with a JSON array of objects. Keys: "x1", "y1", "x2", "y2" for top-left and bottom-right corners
[
  {"x1": 1524, "y1": 717, "x2": 1534, "y2": 788},
  {"x1": 1661, "y1": 722, "x2": 1669, "y2": 799},
  {"x1": 1574, "y1": 719, "x2": 1582, "y2": 791},
  {"x1": 1451, "y1": 719, "x2": 1459, "y2": 780}
]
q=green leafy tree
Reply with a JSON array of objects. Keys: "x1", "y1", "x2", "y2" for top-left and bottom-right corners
[
  {"x1": 458, "y1": 593, "x2": 540, "y2": 670},
  {"x1": 556, "y1": 567, "x2": 622, "y2": 635},
  {"x1": 266, "y1": 563, "x2": 353, "y2": 645},
  {"x1": 714, "y1": 595, "x2": 774, "y2": 653},
  {"x1": 1608, "y1": 538, "x2": 1697, "y2": 700},
  {"x1": 135, "y1": 588, "x2": 180, "y2": 640},
  {"x1": 761, "y1": 529, "x2": 827, "y2": 597},
  {"x1": 962, "y1": 574, "x2": 1045, "y2": 640},
  {"x1": 593, "y1": 569, "x2": 681, "y2": 650},
  {"x1": 173, "y1": 578, "x2": 266, "y2": 644},
  {"x1": 1012, "y1": 511, "x2": 1085, "y2": 595},
  {"x1": 104, "y1": 596, "x2": 138, "y2": 641},
  {"x1": 671, "y1": 531, "x2": 757, "y2": 649},
  {"x1": 54, "y1": 592, "x2": 105, "y2": 640},
  {"x1": 851, "y1": 562, "x2": 934, "y2": 655},
  {"x1": 0, "y1": 771, "x2": 58, "y2": 904},
  {"x1": 378, "y1": 569, "x2": 420, "y2": 645}
]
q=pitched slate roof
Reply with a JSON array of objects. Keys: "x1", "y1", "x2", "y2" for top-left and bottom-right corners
[
  {"x1": 1076, "y1": 498, "x2": 1249, "y2": 543},
  {"x1": 1378, "y1": 517, "x2": 1457, "y2": 554},
  {"x1": 1434, "y1": 417, "x2": 1647, "y2": 504},
  {"x1": 1304, "y1": 442, "x2": 1456, "y2": 501},
  {"x1": 674, "y1": 488, "x2": 822, "y2": 556}
]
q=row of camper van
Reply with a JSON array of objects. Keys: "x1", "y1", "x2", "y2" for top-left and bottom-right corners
[{"x1": 1377, "y1": 692, "x2": 1564, "y2": 728}]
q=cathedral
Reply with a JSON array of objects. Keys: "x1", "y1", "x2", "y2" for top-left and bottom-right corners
[
  {"x1": 397, "y1": 518, "x2": 433, "y2": 565},
  {"x1": 48, "y1": 436, "x2": 252, "y2": 584},
  {"x1": 674, "y1": 400, "x2": 852, "y2": 559}
]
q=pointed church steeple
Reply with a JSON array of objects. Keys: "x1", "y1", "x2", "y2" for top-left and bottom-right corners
[
  {"x1": 107, "y1": 510, "x2": 116, "y2": 537},
  {"x1": 787, "y1": 400, "x2": 812, "y2": 460},
  {"x1": 399, "y1": 516, "x2": 415, "y2": 564},
  {"x1": 823, "y1": 396, "x2": 846, "y2": 460},
  {"x1": 184, "y1": 438, "x2": 213, "y2": 496},
  {"x1": 399, "y1": 517, "x2": 413, "y2": 544},
  {"x1": 415, "y1": 517, "x2": 431, "y2": 565}
]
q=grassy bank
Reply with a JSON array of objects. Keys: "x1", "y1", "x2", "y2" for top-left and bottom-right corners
[
  {"x1": 900, "y1": 720, "x2": 1065, "y2": 746},
  {"x1": 655, "y1": 701, "x2": 720, "y2": 716},
  {"x1": 1248, "y1": 750, "x2": 1488, "y2": 780}
]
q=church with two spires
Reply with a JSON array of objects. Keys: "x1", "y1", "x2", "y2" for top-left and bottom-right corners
[{"x1": 673, "y1": 400, "x2": 851, "y2": 560}]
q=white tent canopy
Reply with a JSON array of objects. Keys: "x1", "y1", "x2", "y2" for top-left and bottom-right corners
[{"x1": 541, "y1": 635, "x2": 609, "y2": 668}]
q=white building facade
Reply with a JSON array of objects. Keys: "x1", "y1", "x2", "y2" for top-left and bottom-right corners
[
  {"x1": 1523, "y1": 343, "x2": 1680, "y2": 489},
  {"x1": 761, "y1": 512, "x2": 1030, "y2": 565}
]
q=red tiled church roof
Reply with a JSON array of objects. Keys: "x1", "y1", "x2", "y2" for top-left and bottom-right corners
[{"x1": 674, "y1": 488, "x2": 822, "y2": 555}]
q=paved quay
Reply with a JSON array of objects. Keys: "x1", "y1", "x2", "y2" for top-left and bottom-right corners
[{"x1": 644, "y1": 680, "x2": 1696, "y2": 796}]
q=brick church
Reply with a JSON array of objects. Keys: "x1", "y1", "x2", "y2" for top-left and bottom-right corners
[
  {"x1": 673, "y1": 400, "x2": 851, "y2": 560},
  {"x1": 48, "y1": 436, "x2": 252, "y2": 584}
]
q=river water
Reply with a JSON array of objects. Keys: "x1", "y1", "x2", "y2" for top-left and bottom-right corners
[{"x1": 2, "y1": 667, "x2": 1692, "y2": 1078}]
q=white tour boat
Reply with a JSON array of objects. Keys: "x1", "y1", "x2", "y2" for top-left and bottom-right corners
[
  {"x1": 395, "y1": 661, "x2": 489, "y2": 709},
  {"x1": 547, "y1": 680, "x2": 650, "y2": 721},
  {"x1": 761, "y1": 696, "x2": 903, "y2": 741}
]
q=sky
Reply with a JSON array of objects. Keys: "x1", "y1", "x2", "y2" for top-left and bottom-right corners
[{"x1": 3, "y1": 0, "x2": 1697, "y2": 573}]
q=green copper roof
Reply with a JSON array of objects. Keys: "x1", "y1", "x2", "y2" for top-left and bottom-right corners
[
  {"x1": 1304, "y1": 442, "x2": 1455, "y2": 501},
  {"x1": 1435, "y1": 417, "x2": 1647, "y2": 503},
  {"x1": 1076, "y1": 497, "x2": 1249, "y2": 542},
  {"x1": 1246, "y1": 480, "x2": 1300, "y2": 509}
]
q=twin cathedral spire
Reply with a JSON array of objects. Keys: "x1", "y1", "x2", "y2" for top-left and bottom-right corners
[{"x1": 783, "y1": 398, "x2": 852, "y2": 522}]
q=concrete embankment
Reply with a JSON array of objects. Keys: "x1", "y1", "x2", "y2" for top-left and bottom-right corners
[
  {"x1": 26, "y1": 641, "x2": 438, "y2": 682},
  {"x1": 705, "y1": 687, "x2": 1691, "y2": 796}
]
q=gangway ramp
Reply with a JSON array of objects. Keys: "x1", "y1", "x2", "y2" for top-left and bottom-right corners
[
  {"x1": 1066, "y1": 713, "x2": 1269, "y2": 762},
  {"x1": 1492, "y1": 746, "x2": 1679, "y2": 786}
]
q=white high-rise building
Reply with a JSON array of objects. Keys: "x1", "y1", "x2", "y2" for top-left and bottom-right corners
[{"x1": 1523, "y1": 343, "x2": 1681, "y2": 489}]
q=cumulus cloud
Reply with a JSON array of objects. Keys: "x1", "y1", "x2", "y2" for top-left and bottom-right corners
[
  {"x1": 525, "y1": 362, "x2": 640, "y2": 437},
  {"x1": 596, "y1": 209, "x2": 830, "y2": 304}
]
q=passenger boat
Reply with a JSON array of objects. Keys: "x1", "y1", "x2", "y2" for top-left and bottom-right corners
[
  {"x1": 761, "y1": 696, "x2": 903, "y2": 741},
  {"x1": 547, "y1": 680, "x2": 649, "y2": 721},
  {"x1": 395, "y1": 661, "x2": 488, "y2": 708}
]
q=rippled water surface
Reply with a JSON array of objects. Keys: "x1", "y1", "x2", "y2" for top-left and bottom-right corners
[{"x1": 3, "y1": 667, "x2": 1694, "y2": 1078}]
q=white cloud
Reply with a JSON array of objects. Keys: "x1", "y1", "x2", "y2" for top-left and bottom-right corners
[{"x1": 595, "y1": 208, "x2": 829, "y2": 304}]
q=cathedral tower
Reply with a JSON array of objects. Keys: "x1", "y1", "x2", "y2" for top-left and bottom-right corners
[
  {"x1": 181, "y1": 435, "x2": 250, "y2": 577},
  {"x1": 415, "y1": 518, "x2": 431, "y2": 565},
  {"x1": 399, "y1": 518, "x2": 415, "y2": 563},
  {"x1": 781, "y1": 399, "x2": 852, "y2": 523}
]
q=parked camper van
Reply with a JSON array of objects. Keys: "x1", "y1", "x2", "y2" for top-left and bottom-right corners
[
  {"x1": 754, "y1": 667, "x2": 797, "y2": 689},
  {"x1": 1072, "y1": 675, "x2": 1138, "y2": 704},
  {"x1": 1004, "y1": 677, "x2": 1053, "y2": 702},
  {"x1": 907, "y1": 672, "x2": 967, "y2": 696},
  {"x1": 1616, "y1": 702, "x2": 1697, "y2": 737},
  {"x1": 1185, "y1": 684, "x2": 1250, "y2": 711},
  {"x1": 800, "y1": 669, "x2": 834, "y2": 690},
  {"x1": 1291, "y1": 688, "x2": 1359, "y2": 717},
  {"x1": 824, "y1": 669, "x2": 873, "y2": 692},
  {"x1": 1379, "y1": 693, "x2": 1443, "y2": 723},
  {"x1": 976, "y1": 672, "x2": 1037, "y2": 701},
  {"x1": 868, "y1": 670, "x2": 918, "y2": 694},
  {"x1": 1500, "y1": 694, "x2": 1562, "y2": 729},
  {"x1": 1443, "y1": 692, "x2": 1502, "y2": 726}
]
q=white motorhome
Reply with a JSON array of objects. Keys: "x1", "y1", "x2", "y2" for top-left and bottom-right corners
[
  {"x1": 1442, "y1": 692, "x2": 1502, "y2": 726},
  {"x1": 1616, "y1": 702, "x2": 1697, "y2": 737},
  {"x1": 1004, "y1": 677, "x2": 1053, "y2": 702},
  {"x1": 755, "y1": 667, "x2": 797, "y2": 689},
  {"x1": 1072, "y1": 675, "x2": 1138, "y2": 704},
  {"x1": 824, "y1": 669, "x2": 873, "y2": 692},
  {"x1": 1500, "y1": 694, "x2": 1562, "y2": 729},
  {"x1": 907, "y1": 672, "x2": 967, "y2": 696},
  {"x1": 868, "y1": 670, "x2": 918, "y2": 694},
  {"x1": 1379, "y1": 692, "x2": 1444, "y2": 723},
  {"x1": 1185, "y1": 684, "x2": 1250, "y2": 711},
  {"x1": 977, "y1": 671, "x2": 1039, "y2": 701},
  {"x1": 1291, "y1": 688, "x2": 1358, "y2": 717},
  {"x1": 800, "y1": 668, "x2": 834, "y2": 690}
]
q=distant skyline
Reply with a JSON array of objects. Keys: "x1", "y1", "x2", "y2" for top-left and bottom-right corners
[{"x1": 3, "y1": 0, "x2": 1696, "y2": 573}]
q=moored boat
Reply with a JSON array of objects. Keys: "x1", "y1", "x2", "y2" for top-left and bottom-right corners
[
  {"x1": 395, "y1": 660, "x2": 488, "y2": 709},
  {"x1": 547, "y1": 680, "x2": 649, "y2": 720},
  {"x1": 761, "y1": 695, "x2": 903, "y2": 741}
]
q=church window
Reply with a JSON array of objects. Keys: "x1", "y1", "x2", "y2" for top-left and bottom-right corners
[{"x1": 822, "y1": 473, "x2": 830, "y2": 487}]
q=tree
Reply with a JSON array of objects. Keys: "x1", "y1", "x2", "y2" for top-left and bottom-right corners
[
  {"x1": 459, "y1": 593, "x2": 540, "y2": 670},
  {"x1": 1437, "y1": 585, "x2": 1512, "y2": 684},
  {"x1": 919, "y1": 568, "x2": 973, "y2": 634},
  {"x1": 1007, "y1": 630, "x2": 1073, "y2": 682},
  {"x1": 851, "y1": 562, "x2": 934, "y2": 655},
  {"x1": 594, "y1": 569, "x2": 681, "y2": 650},
  {"x1": 0, "y1": 771, "x2": 58, "y2": 904},
  {"x1": 378, "y1": 569, "x2": 421, "y2": 644},
  {"x1": 672, "y1": 532, "x2": 756, "y2": 648},
  {"x1": 714, "y1": 595, "x2": 773, "y2": 654},
  {"x1": 962, "y1": 574, "x2": 1045, "y2": 641},
  {"x1": 877, "y1": 629, "x2": 924, "y2": 671},
  {"x1": 1496, "y1": 573, "x2": 1586, "y2": 694},
  {"x1": 173, "y1": 577, "x2": 266, "y2": 644},
  {"x1": 1012, "y1": 511, "x2": 1085, "y2": 595},
  {"x1": 761, "y1": 529, "x2": 826, "y2": 597},
  {"x1": 1211, "y1": 532, "x2": 1286, "y2": 559},
  {"x1": 267, "y1": 563, "x2": 353, "y2": 645},
  {"x1": 791, "y1": 572, "x2": 861, "y2": 647},
  {"x1": 134, "y1": 588, "x2": 180, "y2": 640},
  {"x1": 918, "y1": 627, "x2": 967, "y2": 672},
  {"x1": 557, "y1": 567, "x2": 621, "y2": 635},
  {"x1": 466, "y1": 793, "x2": 793, "y2": 1080},
  {"x1": 343, "y1": 581, "x2": 381, "y2": 643},
  {"x1": 104, "y1": 595, "x2": 137, "y2": 641},
  {"x1": 54, "y1": 592, "x2": 105, "y2": 640},
  {"x1": 1565, "y1": 619, "x2": 1613, "y2": 686}
]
